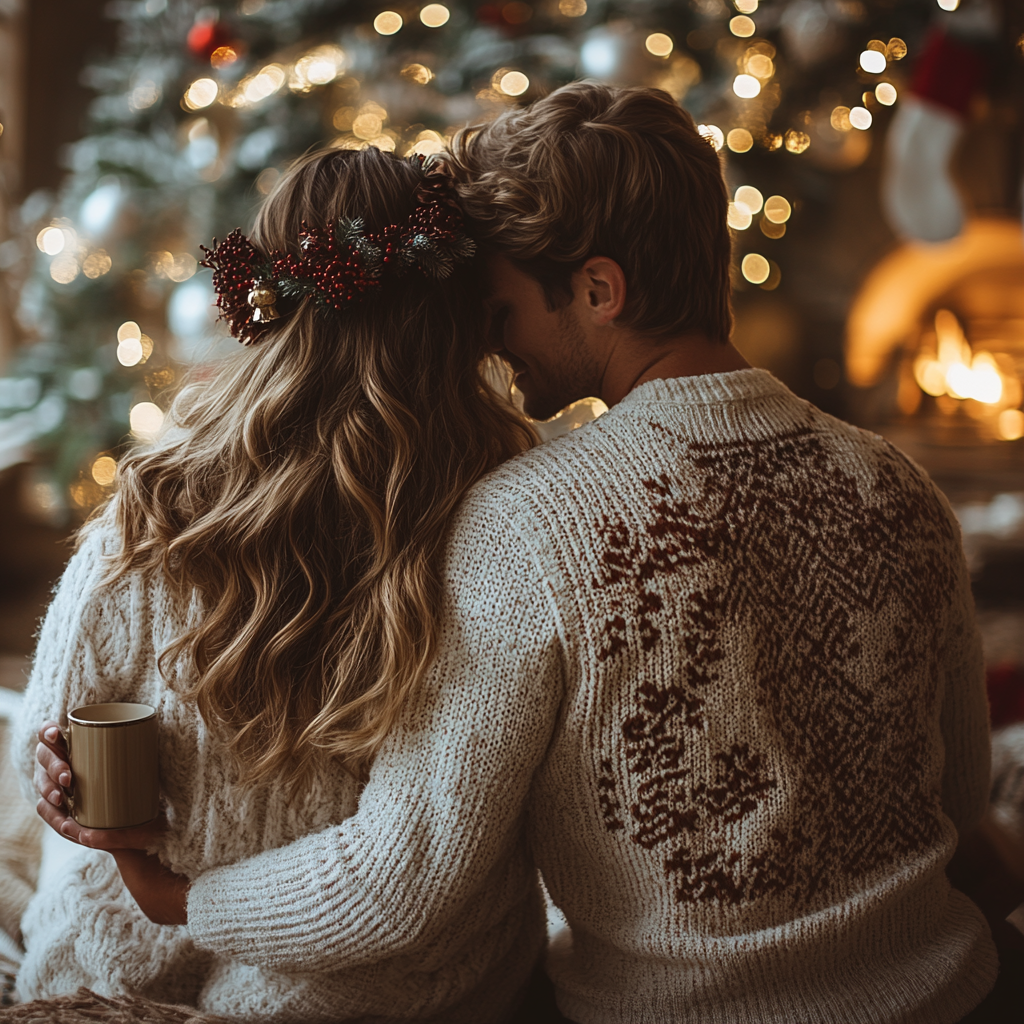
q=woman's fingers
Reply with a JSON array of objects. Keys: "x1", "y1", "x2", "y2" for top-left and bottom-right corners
[
  {"x1": 36, "y1": 739, "x2": 71, "y2": 788},
  {"x1": 33, "y1": 759, "x2": 65, "y2": 807},
  {"x1": 35, "y1": 796, "x2": 81, "y2": 844},
  {"x1": 72, "y1": 813, "x2": 168, "y2": 851}
]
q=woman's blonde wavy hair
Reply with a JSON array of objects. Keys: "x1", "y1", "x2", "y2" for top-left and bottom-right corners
[{"x1": 101, "y1": 147, "x2": 534, "y2": 783}]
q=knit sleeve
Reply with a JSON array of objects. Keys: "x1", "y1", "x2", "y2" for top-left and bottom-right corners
[
  {"x1": 11, "y1": 519, "x2": 131, "y2": 803},
  {"x1": 185, "y1": 497, "x2": 564, "y2": 972},
  {"x1": 937, "y1": 516, "x2": 990, "y2": 836}
]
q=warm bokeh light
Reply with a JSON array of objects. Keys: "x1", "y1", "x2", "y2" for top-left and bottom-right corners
[
  {"x1": 420, "y1": 4, "x2": 450, "y2": 27},
  {"x1": 83, "y1": 250, "x2": 112, "y2": 278},
  {"x1": 936, "y1": 0, "x2": 959, "y2": 9},
  {"x1": 998, "y1": 409, "x2": 1024, "y2": 441},
  {"x1": 645, "y1": 33, "x2": 673, "y2": 57},
  {"x1": 401, "y1": 63, "x2": 433, "y2": 85},
  {"x1": 294, "y1": 45, "x2": 346, "y2": 87},
  {"x1": 727, "y1": 202, "x2": 753, "y2": 231},
  {"x1": 130, "y1": 402, "x2": 164, "y2": 439},
  {"x1": 741, "y1": 253, "x2": 770, "y2": 284},
  {"x1": 729, "y1": 16, "x2": 755, "y2": 38},
  {"x1": 859, "y1": 50, "x2": 886, "y2": 74},
  {"x1": 849, "y1": 106, "x2": 872, "y2": 130},
  {"x1": 697, "y1": 124, "x2": 725, "y2": 151},
  {"x1": 117, "y1": 320, "x2": 142, "y2": 342},
  {"x1": 745, "y1": 54, "x2": 773, "y2": 79},
  {"x1": 210, "y1": 46, "x2": 239, "y2": 69},
  {"x1": 734, "y1": 0, "x2": 758, "y2": 11},
  {"x1": 37, "y1": 226, "x2": 66, "y2": 255},
  {"x1": 875, "y1": 83, "x2": 897, "y2": 106},
  {"x1": 91, "y1": 456, "x2": 117, "y2": 486},
  {"x1": 733, "y1": 74, "x2": 760, "y2": 99},
  {"x1": 499, "y1": 71, "x2": 530, "y2": 96},
  {"x1": 243, "y1": 65, "x2": 286, "y2": 103},
  {"x1": 735, "y1": 185, "x2": 763, "y2": 214},
  {"x1": 784, "y1": 130, "x2": 810, "y2": 154},
  {"x1": 373, "y1": 11, "x2": 403, "y2": 34},
  {"x1": 830, "y1": 106, "x2": 852, "y2": 131},
  {"x1": 763, "y1": 195, "x2": 792, "y2": 223},
  {"x1": 886, "y1": 37, "x2": 908, "y2": 60},
  {"x1": 352, "y1": 112, "x2": 384, "y2": 139},
  {"x1": 117, "y1": 337, "x2": 143, "y2": 366},
  {"x1": 412, "y1": 130, "x2": 445, "y2": 156},
  {"x1": 50, "y1": 254, "x2": 79, "y2": 284},
  {"x1": 184, "y1": 77, "x2": 218, "y2": 109},
  {"x1": 558, "y1": 0, "x2": 587, "y2": 15},
  {"x1": 761, "y1": 218, "x2": 785, "y2": 238},
  {"x1": 727, "y1": 128, "x2": 753, "y2": 153}
]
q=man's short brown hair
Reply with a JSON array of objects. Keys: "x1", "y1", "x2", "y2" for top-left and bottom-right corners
[{"x1": 448, "y1": 81, "x2": 733, "y2": 342}]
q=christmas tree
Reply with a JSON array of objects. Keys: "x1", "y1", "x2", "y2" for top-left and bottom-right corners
[{"x1": 0, "y1": 0, "x2": 1015, "y2": 519}]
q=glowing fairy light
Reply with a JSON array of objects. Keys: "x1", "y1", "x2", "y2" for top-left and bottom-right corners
[
  {"x1": 998, "y1": 409, "x2": 1024, "y2": 441},
  {"x1": 91, "y1": 456, "x2": 117, "y2": 486},
  {"x1": 849, "y1": 106, "x2": 873, "y2": 130},
  {"x1": 727, "y1": 128, "x2": 753, "y2": 153},
  {"x1": 373, "y1": 11, "x2": 402, "y2": 34},
  {"x1": 741, "y1": 253, "x2": 770, "y2": 284},
  {"x1": 37, "y1": 226, "x2": 66, "y2": 255},
  {"x1": 763, "y1": 196, "x2": 792, "y2": 223},
  {"x1": 727, "y1": 202, "x2": 752, "y2": 231},
  {"x1": 130, "y1": 402, "x2": 164, "y2": 440},
  {"x1": 499, "y1": 71, "x2": 530, "y2": 96},
  {"x1": 645, "y1": 33, "x2": 673, "y2": 57},
  {"x1": 875, "y1": 83, "x2": 897, "y2": 106},
  {"x1": 729, "y1": 16, "x2": 755, "y2": 37},
  {"x1": 859, "y1": 50, "x2": 886, "y2": 74},
  {"x1": 420, "y1": 4, "x2": 450, "y2": 27},
  {"x1": 184, "y1": 78, "x2": 218, "y2": 109},
  {"x1": 733, "y1": 74, "x2": 760, "y2": 99},
  {"x1": 697, "y1": 124, "x2": 724, "y2": 151},
  {"x1": 735, "y1": 185, "x2": 763, "y2": 214}
]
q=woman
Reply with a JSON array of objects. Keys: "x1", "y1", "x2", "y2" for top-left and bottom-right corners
[{"x1": 15, "y1": 147, "x2": 536, "y2": 1020}]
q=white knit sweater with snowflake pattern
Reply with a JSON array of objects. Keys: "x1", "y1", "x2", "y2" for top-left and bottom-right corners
[{"x1": 18, "y1": 369, "x2": 995, "y2": 1023}]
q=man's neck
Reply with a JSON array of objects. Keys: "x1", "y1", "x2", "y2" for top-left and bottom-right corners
[{"x1": 598, "y1": 331, "x2": 751, "y2": 408}]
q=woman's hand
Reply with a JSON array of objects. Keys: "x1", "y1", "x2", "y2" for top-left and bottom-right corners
[{"x1": 33, "y1": 720, "x2": 189, "y2": 926}]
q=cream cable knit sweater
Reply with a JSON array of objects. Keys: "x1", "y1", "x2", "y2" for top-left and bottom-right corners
[
  {"x1": 17, "y1": 369, "x2": 995, "y2": 1023},
  {"x1": 14, "y1": 513, "x2": 542, "y2": 1019}
]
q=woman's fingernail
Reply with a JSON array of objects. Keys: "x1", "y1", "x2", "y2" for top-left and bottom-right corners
[
  {"x1": 59, "y1": 772, "x2": 71, "y2": 787},
  {"x1": 45, "y1": 728, "x2": 59, "y2": 742},
  {"x1": 49, "y1": 790, "x2": 62, "y2": 806}
]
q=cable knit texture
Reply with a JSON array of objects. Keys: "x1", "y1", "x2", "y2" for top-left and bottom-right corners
[{"x1": 17, "y1": 369, "x2": 994, "y2": 1023}]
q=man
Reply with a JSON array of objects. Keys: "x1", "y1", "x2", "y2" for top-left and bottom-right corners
[{"x1": 36, "y1": 83, "x2": 995, "y2": 1022}]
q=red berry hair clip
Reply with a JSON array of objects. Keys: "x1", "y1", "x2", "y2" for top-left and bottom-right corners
[{"x1": 199, "y1": 176, "x2": 476, "y2": 346}]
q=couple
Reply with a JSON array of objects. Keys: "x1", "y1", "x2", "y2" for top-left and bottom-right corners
[{"x1": 17, "y1": 83, "x2": 996, "y2": 1023}]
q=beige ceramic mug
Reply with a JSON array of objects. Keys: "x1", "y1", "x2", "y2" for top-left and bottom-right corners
[{"x1": 64, "y1": 702, "x2": 160, "y2": 829}]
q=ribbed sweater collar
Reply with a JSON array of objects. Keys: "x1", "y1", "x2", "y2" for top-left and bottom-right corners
[{"x1": 602, "y1": 368, "x2": 815, "y2": 444}]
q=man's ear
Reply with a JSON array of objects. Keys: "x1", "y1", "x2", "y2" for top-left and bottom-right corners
[{"x1": 574, "y1": 257, "x2": 627, "y2": 325}]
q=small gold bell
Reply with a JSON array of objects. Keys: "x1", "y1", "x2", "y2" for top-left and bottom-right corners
[{"x1": 248, "y1": 284, "x2": 280, "y2": 323}]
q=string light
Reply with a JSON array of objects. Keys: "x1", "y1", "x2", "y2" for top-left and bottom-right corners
[
  {"x1": 373, "y1": 11, "x2": 403, "y2": 34},
  {"x1": 745, "y1": 54, "x2": 773, "y2": 79},
  {"x1": 91, "y1": 456, "x2": 117, "y2": 486},
  {"x1": 36, "y1": 226, "x2": 66, "y2": 255},
  {"x1": 242, "y1": 65, "x2": 285, "y2": 104},
  {"x1": 875, "y1": 83, "x2": 897, "y2": 106},
  {"x1": 50, "y1": 254, "x2": 79, "y2": 284},
  {"x1": 936, "y1": 0, "x2": 959, "y2": 9},
  {"x1": 645, "y1": 33, "x2": 673, "y2": 57},
  {"x1": 886, "y1": 38, "x2": 908, "y2": 60},
  {"x1": 184, "y1": 78, "x2": 218, "y2": 110},
  {"x1": 734, "y1": 0, "x2": 757, "y2": 11},
  {"x1": 727, "y1": 202, "x2": 753, "y2": 230},
  {"x1": 998, "y1": 409, "x2": 1024, "y2": 441},
  {"x1": 729, "y1": 16, "x2": 755, "y2": 38},
  {"x1": 784, "y1": 130, "x2": 810, "y2": 154},
  {"x1": 849, "y1": 106, "x2": 872, "y2": 130},
  {"x1": 130, "y1": 402, "x2": 164, "y2": 440},
  {"x1": 558, "y1": 0, "x2": 587, "y2": 14},
  {"x1": 83, "y1": 250, "x2": 112, "y2": 278},
  {"x1": 727, "y1": 128, "x2": 753, "y2": 153},
  {"x1": 741, "y1": 253, "x2": 770, "y2": 284},
  {"x1": 499, "y1": 71, "x2": 530, "y2": 96},
  {"x1": 735, "y1": 185, "x2": 763, "y2": 214},
  {"x1": 830, "y1": 106, "x2": 852, "y2": 131},
  {"x1": 859, "y1": 50, "x2": 886, "y2": 74},
  {"x1": 420, "y1": 4, "x2": 450, "y2": 27},
  {"x1": 763, "y1": 195, "x2": 792, "y2": 223},
  {"x1": 697, "y1": 124, "x2": 724, "y2": 151},
  {"x1": 401, "y1": 63, "x2": 433, "y2": 85},
  {"x1": 733, "y1": 74, "x2": 760, "y2": 99}
]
